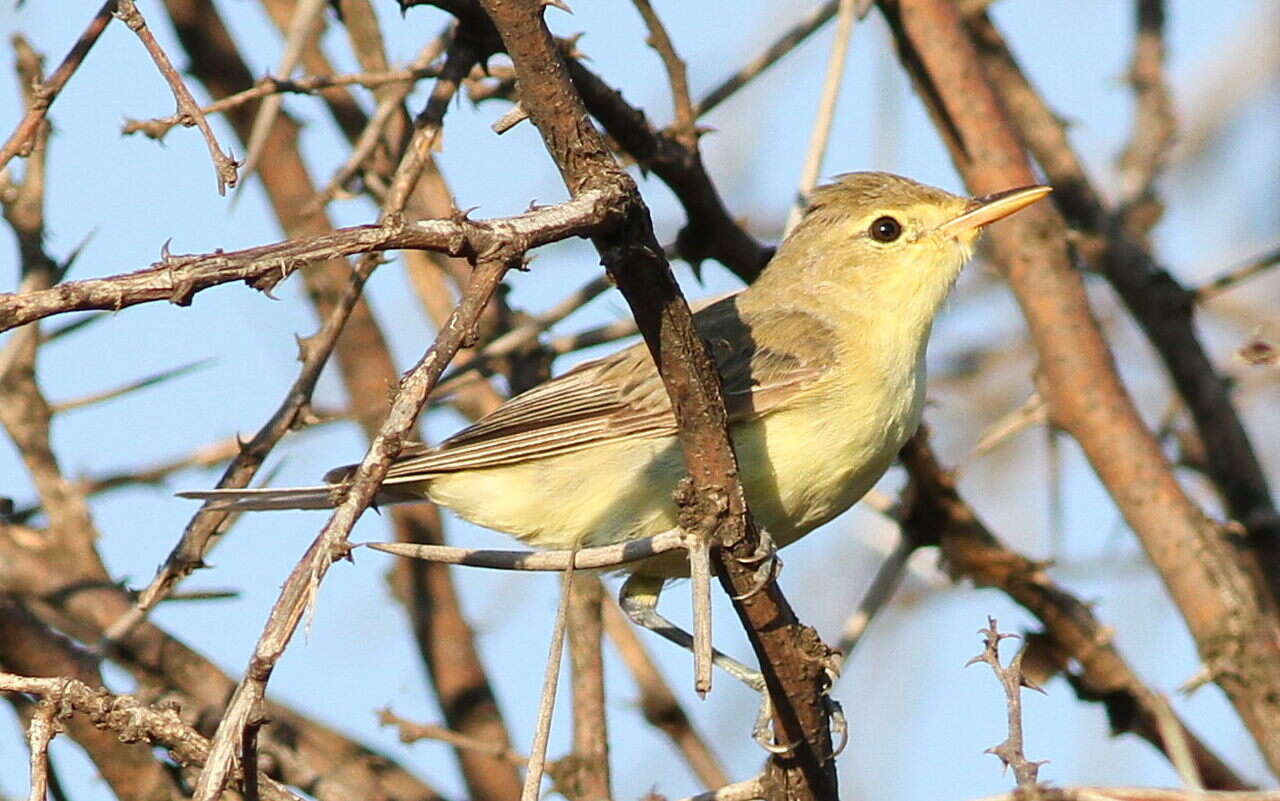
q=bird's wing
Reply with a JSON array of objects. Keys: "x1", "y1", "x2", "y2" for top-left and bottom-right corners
[{"x1": 379, "y1": 295, "x2": 837, "y2": 480}]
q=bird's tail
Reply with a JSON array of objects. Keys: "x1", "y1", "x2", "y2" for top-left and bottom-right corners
[{"x1": 176, "y1": 486, "x2": 342, "y2": 511}]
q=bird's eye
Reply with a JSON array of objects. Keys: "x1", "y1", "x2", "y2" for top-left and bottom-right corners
[{"x1": 869, "y1": 216, "x2": 903, "y2": 243}]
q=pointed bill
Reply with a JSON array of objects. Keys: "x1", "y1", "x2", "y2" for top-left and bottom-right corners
[{"x1": 936, "y1": 184, "x2": 1053, "y2": 237}]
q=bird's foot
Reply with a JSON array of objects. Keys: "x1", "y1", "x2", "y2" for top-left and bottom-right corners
[{"x1": 730, "y1": 527, "x2": 781, "y2": 601}]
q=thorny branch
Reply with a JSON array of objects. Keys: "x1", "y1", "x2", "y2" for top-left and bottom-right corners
[
  {"x1": 897, "y1": 429, "x2": 1247, "y2": 789},
  {"x1": 114, "y1": 0, "x2": 239, "y2": 193},
  {"x1": 0, "y1": 671, "x2": 301, "y2": 801},
  {"x1": 472, "y1": 2, "x2": 837, "y2": 798},
  {"x1": 968, "y1": 619, "x2": 1047, "y2": 793},
  {"x1": 189, "y1": 176, "x2": 625, "y2": 798},
  {"x1": 0, "y1": 191, "x2": 618, "y2": 332},
  {"x1": 879, "y1": 0, "x2": 1280, "y2": 773}
]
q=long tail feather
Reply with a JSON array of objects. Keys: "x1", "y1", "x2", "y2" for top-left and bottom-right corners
[{"x1": 177, "y1": 486, "x2": 339, "y2": 511}]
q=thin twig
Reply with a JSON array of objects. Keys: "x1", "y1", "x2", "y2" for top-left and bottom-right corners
[
  {"x1": 122, "y1": 66, "x2": 442, "y2": 139},
  {"x1": 630, "y1": 0, "x2": 696, "y2": 143},
  {"x1": 694, "y1": 2, "x2": 838, "y2": 117},
  {"x1": 968, "y1": 618, "x2": 1047, "y2": 792},
  {"x1": 0, "y1": 1, "x2": 115, "y2": 171},
  {"x1": 522, "y1": 559, "x2": 577, "y2": 801},
  {"x1": 383, "y1": 32, "x2": 479, "y2": 213},
  {"x1": 379, "y1": 708, "x2": 526, "y2": 762},
  {"x1": 600, "y1": 597, "x2": 728, "y2": 789},
  {"x1": 49, "y1": 358, "x2": 211, "y2": 413},
  {"x1": 114, "y1": 0, "x2": 238, "y2": 193},
  {"x1": 236, "y1": 0, "x2": 328, "y2": 192},
  {"x1": 24, "y1": 696, "x2": 58, "y2": 801},
  {"x1": 836, "y1": 530, "x2": 913, "y2": 659},
  {"x1": 566, "y1": 574, "x2": 611, "y2": 800},
  {"x1": 1192, "y1": 245, "x2": 1280, "y2": 302},
  {"x1": 784, "y1": 0, "x2": 872, "y2": 233},
  {"x1": 1148, "y1": 692, "x2": 1203, "y2": 791},
  {"x1": 1116, "y1": 0, "x2": 1175, "y2": 219}
]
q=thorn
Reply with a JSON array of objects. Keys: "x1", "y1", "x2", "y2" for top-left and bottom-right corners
[{"x1": 542, "y1": 0, "x2": 572, "y2": 13}]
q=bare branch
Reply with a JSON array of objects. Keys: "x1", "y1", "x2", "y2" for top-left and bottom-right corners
[
  {"x1": 0, "y1": 1, "x2": 115, "y2": 171},
  {"x1": 0, "y1": 671, "x2": 301, "y2": 801},
  {"x1": 114, "y1": 0, "x2": 239, "y2": 193},
  {"x1": 968, "y1": 618, "x2": 1047, "y2": 792},
  {"x1": 0, "y1": 189, "x2": 620, "y2": 332}
]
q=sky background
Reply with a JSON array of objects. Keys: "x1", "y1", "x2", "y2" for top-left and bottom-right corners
[{"x1": 1, "y1": 1, "x2": 1278, "y2": 799}]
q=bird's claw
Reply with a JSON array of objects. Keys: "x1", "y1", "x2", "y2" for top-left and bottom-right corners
[
  {"x1": 751, "y1": 690, "x2": 796, "y2": 755},
  {"x1": 730, "y1": 528, "x2": 781, "y2": 601},
  {"x1": 827, "y1": 695, "x2": 849, "y2": 756}
]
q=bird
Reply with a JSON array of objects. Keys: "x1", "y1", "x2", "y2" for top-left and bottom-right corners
[{"x1": 181, "y1": 172, "x2": 1049, "y2": 687}]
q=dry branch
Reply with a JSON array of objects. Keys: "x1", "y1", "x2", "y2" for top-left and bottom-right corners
[
  {"x1": 0, "y1": 193, "x2": 616, "y2": 333},
  {"x1": 472, "y1": 1, "x2": 838, "y2": 796},
  {"x1": 878, "y1": 0, "x2": 1280, "y2": 771}
]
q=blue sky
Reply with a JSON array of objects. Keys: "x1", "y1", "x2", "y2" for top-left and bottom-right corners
[{"x1": 1, "y1": 1, "x2": 1277, "y2": 798}]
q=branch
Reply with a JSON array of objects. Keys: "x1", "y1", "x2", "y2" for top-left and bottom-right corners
[
  {"x1": 0, "y1": 671, "x2": 300, "y2": 801},
  {"x1": 115, "y1": 0, "x2": 239, "y2": 193},
  {"x1": 0, "y1": 191, "x2": 618, "y2": 333},
  {"x1": 0, "y1": 1, "x2": 115, "y2": 171},
  {"x1": 897, "y1": 430, "x2": 1248, "y2": 790},
  {"x1": 879, "y1": 0, "x2": 1280, "y2": 772},
  {"x1": 473, "y1": 2, "x2": 838, "y2": 797},
  {"x1": 965, "y1": 12, "x2": 1280, "y2": 589},
  {"x1": 191, "y1": 242, "x2": 526, "y2": 800},
  {"x1": 968, "y1": 618, "x2": 1047, "y2": 792}
]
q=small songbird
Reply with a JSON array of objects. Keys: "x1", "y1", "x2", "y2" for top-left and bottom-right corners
[{"x1": 182, "y1": 172, "x2": 1049, "y2": 683}]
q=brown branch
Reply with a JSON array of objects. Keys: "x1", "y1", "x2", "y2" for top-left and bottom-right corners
[
  {"x1": 0, "y1": 194, "x2": 616, "y2": 333},
  {"x1": 565, "y1": 575, "x2": 612, "y2": 801},
  {"x1": 897, "y1": 430, "x2": 1248, "y2": 790},
  {"x1": 963, "y1": 13, "x2": 1280, "y2": 602},
  {"x1": 601, "y1": 595, "x2": 729, "y2": 790},
  {"x1": 567, "y1": 59, "x2": 773, "y2": 283},
  {"x1": 878, "y1": 0, "x2": 1280, "y2": 772},
  {"x1": 0, "y1": 1, "x2": 115, "y2": 171},
  {"x1": 629, "y1": 0, "x2": 696, "y2": 145},
  {"x1": 190, "y1": 220, "x2": 567, "y2": 798},
  {"x1": 115, "y1": 0, "x2": 239, "y2": 193},
  {"x1": 0, "y1": 669, "x2": 301, "y2": 801},
  {"x1": 473, "y1": 2, "x2": 837, "y2": 798},
  {"x1": 0, "y1": 595, "x2": 185, "y2": 801},
  {"x1": 122, "y1": 66, "x2": 443, "y2": 139},
  {"x1": 1116, "y1": 0, "x2": 1176, "y2": 227},
  {"x1": 968, "y1": 618, "x2": 1046, "y2": 793}
]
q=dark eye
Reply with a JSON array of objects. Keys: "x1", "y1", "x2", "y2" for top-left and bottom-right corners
[{"x1": 869, "y1": 216, "x2": 903, "y2": 243}]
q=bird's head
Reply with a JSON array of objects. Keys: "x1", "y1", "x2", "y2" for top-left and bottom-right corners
[{"x1": 760, "y1": 172, "x2": 1050, "y2": 328}]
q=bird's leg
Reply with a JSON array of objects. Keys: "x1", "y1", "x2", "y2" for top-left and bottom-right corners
[
  {"x1": 619, "y1": 574, "x2": 763, "y2": 688},
  {"x1": 619, "y1": 574, "x2": 792, "y2": 753}
]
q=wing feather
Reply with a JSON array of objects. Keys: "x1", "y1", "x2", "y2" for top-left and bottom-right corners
[{"x1": 376, "y1": 294, "x2": 838, "y2": 478}]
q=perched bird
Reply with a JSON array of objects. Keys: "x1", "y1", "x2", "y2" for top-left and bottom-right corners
[{"x1": 182, "y1": 172, "x2": 1049, "y2": 684}]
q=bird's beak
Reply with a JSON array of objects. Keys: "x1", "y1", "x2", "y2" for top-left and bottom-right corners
[{"x1": 936, "y1": 184, "x2": 1053, "y2": 237}]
